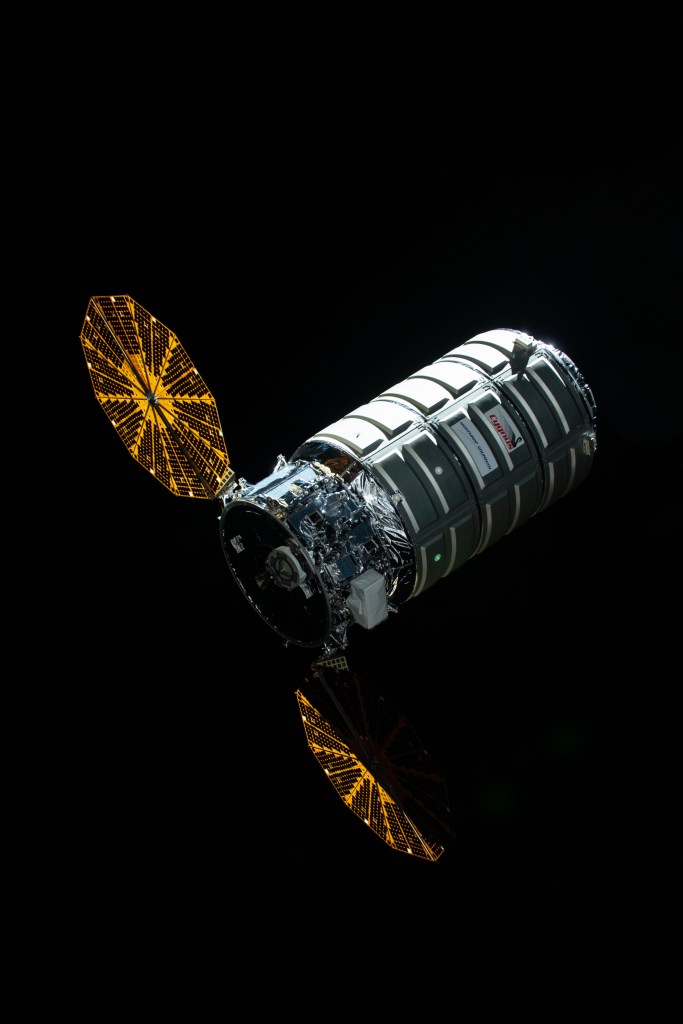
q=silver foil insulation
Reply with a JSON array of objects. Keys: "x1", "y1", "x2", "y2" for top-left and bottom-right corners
[{"x1": 219, "y1": 329, "x2": 597, "y2": 651}]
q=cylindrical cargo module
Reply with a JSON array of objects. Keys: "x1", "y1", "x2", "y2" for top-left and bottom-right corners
[{"x1": 219, "y1": 328, "x2": 597, "y2": 651}]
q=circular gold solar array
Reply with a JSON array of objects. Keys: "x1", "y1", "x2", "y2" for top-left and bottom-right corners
[
  {"x1": 80, "y1": 295, "x2": 234, "y2": 498},
  {"x1": 296, "y1": 661, "x2": 454, "y2": 860}
]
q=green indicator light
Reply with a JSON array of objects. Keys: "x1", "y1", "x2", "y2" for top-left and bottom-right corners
[{"x1": 434, "y1": 553, "x2": 442, "y2": 562}]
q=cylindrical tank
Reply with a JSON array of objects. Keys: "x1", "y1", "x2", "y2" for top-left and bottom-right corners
[{"x1": 219, "y1": 329, "x2": 597, "y2": 651}]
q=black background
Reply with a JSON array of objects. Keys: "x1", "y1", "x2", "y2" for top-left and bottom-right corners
[{"x1": 56, "y1": 145, "x2": 680, "y2": 984}]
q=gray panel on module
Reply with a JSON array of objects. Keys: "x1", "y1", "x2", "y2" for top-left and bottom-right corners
[
  {"x1": 368, "y1": 425, "x2": 484, "y2": 592},
  {"x1": 447, "y1": 342, "x2": 511, "y2": 374},
  {"x1": 463, "y1": 328, "x2": 522, "y2": 354},
  {"x1": 315, "y1": 416, "x2": 387, "y2": 456},
  {"x1": 348, "y1": 400, "x2": 417, "y2": 437},
  {"x1": 409, "y1": 358, "x2": 482, "y2": 397},
  {"x1": 381, "y1": 376, "x2": 452, "y2": 415}
]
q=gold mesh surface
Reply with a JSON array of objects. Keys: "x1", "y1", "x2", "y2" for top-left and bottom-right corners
[
  {"x1": 80, "y1": 295, "x2": 233, "y2": 498},
  {"x1": 296, "y1": 687, "x2": 450, "y2": 861}
]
